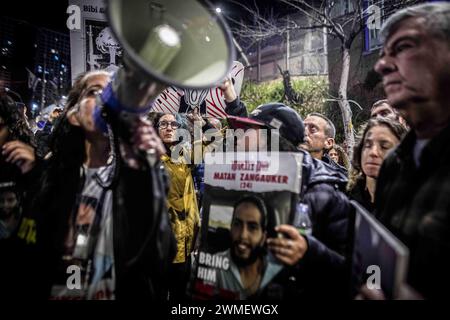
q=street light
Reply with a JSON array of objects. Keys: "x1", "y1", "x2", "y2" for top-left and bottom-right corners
[{"x1": 215, "y1": 7, "x2": 222, "y2": 14}]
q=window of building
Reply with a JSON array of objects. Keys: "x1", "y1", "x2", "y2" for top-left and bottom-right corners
[
  {"x1": 364, "y1": 0, "x2": 384, "y2": 52},
  {"x1": 329, "y1": 0, "x2": 356, "y2": 18}
]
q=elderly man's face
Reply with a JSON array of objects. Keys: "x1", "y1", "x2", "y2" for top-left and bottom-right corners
[{"x1": 375, "y1": 17, "x2": 450, "y2": 129}]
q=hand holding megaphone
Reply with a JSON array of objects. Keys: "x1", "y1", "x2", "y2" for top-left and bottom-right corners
[{"x1": 118, "y1": 116, "x2": 165, "y2": 169}]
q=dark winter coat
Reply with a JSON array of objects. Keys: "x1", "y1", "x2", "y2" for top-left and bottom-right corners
[{"x1": 375, "y1": 124, "x2": 450, "y2": 299}]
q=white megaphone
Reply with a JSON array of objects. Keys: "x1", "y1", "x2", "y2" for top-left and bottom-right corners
[{"x1": 101, "y1": 0, "x2": 235, "y2": 113}]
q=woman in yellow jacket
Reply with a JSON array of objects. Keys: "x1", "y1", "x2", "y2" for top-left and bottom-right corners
[{"x1": 154, "y1": 112, "x2": 200, "y2": 300}]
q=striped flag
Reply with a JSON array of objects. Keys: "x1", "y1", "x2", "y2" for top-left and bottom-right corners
[{"x1": 152, "y1": 61, "x2": 245, "y2": 119}]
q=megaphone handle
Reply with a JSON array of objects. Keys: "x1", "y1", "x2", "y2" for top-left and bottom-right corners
[{"x1": 146, "y1": 149, "x2": 158, "y2": 167}]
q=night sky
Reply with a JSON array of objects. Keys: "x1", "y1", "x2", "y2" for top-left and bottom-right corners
[
  {"x1": 1, "y1": 0, "x2": 281, "y2": 105},
  {"x1": 2, "y1": 0, "x2": 280, "y2": 32},
  {"x1": 3, "y1": 1, "x2": 68, "y2": 32},
  {"x1": 1, "y1": 0, "x2": 281, "y2": 75}
]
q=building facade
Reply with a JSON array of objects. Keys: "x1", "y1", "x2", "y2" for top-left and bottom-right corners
[
  {"x1": 242, "y1": 12, "x2": 328, "y2": 82},
  {"x1": 0, "y1": 16, "x2": 71, "y2": 117},
  {"x1": 32, "y1": 28, "x2": 71, "y2": 112},
  {"x1": 326, "y1": 0, "x2": 425, "y2": 122}
]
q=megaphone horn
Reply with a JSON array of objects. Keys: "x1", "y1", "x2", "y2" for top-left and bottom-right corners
[{"x1": 103, "y1": 0, "x2": 235, "y2": 112}]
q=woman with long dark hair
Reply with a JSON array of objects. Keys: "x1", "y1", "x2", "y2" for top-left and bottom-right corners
[
  {"x1": 1, "y1": 94, "x2": 40, "y2": 301},
  {"x1": 0, "y1": 94, "x2": 36, "y2": 239},
  {"x1": 22, "y1": 70, "x2": 175, "y2": 300},
  {"x1": 347, "y1": 118, "x2": 408, "y2": 212}
]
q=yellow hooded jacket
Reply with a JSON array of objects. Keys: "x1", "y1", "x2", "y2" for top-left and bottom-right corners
[{"x1": 161, "y1": 154, "x2": 200, "y2": 264}]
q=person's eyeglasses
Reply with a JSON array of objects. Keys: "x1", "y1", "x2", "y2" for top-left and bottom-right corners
[{"x1": 158, "y1": 121, "x2": 180, "y2": 129}]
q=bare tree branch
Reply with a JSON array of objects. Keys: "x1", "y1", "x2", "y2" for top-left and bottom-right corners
[
  {"x1": 227, "y1": 0, "x2": 421, "y2": 153},
  {"x1": 283, "y1": 0, "x2": 325, "y2": 19}
]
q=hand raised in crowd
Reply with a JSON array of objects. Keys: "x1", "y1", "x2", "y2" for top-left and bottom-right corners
[
  {"x1": 121, "y1": 117, "x2": 166, "y2": 169},
  {"x1": 267, "y1": 225, "x2": 308, "y2": 266},
  {"x1": 218, "y1": 76, "x2": 237, "y2": 103},
  {"x1": 1, "y1": 140, "x2": 36, "y2": 174},
  {"x1": 187, "y1": 107, "x2": 206, "y2": 127}
]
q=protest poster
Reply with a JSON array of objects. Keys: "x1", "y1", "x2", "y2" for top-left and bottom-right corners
[
  {"x1": 351, "y1": 201, "x2": 409, "y2": 299},
  {"x1": 189, "y1": 152, "x2": 303, "y2": 300},
  {"x1": 69, "y1": 0, "x2": 121, "y2": 81},
  {"x1": 68, "y1": 0, "x2": 243, "y2": 116}
]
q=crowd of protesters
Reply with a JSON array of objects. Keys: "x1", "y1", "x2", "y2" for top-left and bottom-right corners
[{"x1": 1, "y1": 2, "x2": 450, "y2": 301}]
